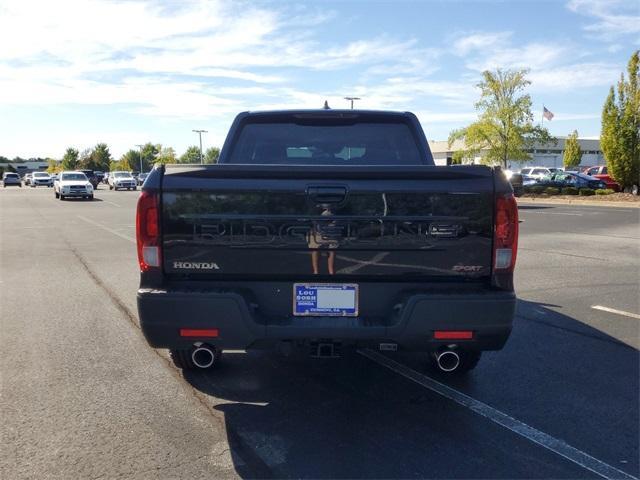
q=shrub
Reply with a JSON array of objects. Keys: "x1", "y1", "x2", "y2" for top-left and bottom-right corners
[
  {"x1": 579, "y1": 188, "x2": 595, "y2": 196},
  {"x1": 561, "y1": 187, "x2": 579, "y2": 195},
  {"x1": 595, "y1": 188, "x2": 615, "y2": 195},
  {"x1": 544, "y1": 187, "x2": 560, "y2": 195},
  {"x1": 530, "y1": 185, "x2": 545, "y2": 194},
  {"x1": 523, "y1": 185, "x2": 533, "y2": 194}
]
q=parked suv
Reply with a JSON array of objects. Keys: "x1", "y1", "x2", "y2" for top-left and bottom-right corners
[
  {"x1": 2, "y1": 172, "x2": 22, "y2": 187},
  {"x1": 54, "y1": 171, "x2": 94, "y2": 200},
  {"x1": 109, "y1": 171, "x2": 137, "y2": 190},
  {"x1": 78, "y1": 170, "x2": 100, "y2": 189},
  {"x1": 30, "y1": 171, "x2": 53, "y2": 187}
]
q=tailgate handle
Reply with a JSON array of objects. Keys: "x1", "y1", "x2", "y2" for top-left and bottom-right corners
[{"x1": 307, "y1": 186, "x2": 347, "y2": 204}]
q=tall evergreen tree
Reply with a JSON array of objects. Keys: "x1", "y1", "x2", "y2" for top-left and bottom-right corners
[
  {"x1": 563, "y1": 130, "x2": 582, "y2": 168},
  {"x1": 204, "y1": 147, "x2": 220, "y2": 164},
  {"x1": 179, "y1": 146, "x2": 202, "y2": 164},
  {"x1": 140, "y1": 143, "x2": 161, "y2": 171},
  {"x1": 156, "y1": 147, "x2": 177, "y2": 164},
  {"x1": 601, "y1": 50, "x2": 640, "y2": 191},
  {"x1": 61, "y1": 148, "x2": 80, "y2": 170},
  {"x1": 90, "y1": 143, "x2": 112, "y2": 172}
]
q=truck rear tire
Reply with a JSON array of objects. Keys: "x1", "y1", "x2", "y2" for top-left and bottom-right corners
[{"x1": 429, "y1": 349, "x2": 481, "y2": 375}]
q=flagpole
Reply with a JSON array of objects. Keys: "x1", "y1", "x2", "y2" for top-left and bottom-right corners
[{"x1": 541, "y1": 104, "x2": 544, "y2": 127}]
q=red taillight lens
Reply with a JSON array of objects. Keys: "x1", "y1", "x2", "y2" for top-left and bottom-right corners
[
  {"x1": 180, "y1": 329, "x2": 219, "y2": 338},
  {"x1": 434, "y1": 330, "x2": 474, "y2": 340},
  {"x1": 493, "y1": 194, "x2": 518, "y2": 272},
  {"x1": 136, "y1": 191, "x2": 160, "y2": 272}
]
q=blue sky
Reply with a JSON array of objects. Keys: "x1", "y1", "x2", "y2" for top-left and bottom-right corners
[{"x1": 0, "y1": 0, "x2": 638, "y2": 159}]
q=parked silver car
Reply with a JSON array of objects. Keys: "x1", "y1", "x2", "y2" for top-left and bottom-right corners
[
  {"x1": 108, "y1": 171, "x2": 137, "y2": 190},
  {"x1": 31, "y1": 171, "x2": 53, "y2": 187},
  {"x1": 2, "y1": 172, "x2": 22, "y2": 187}
]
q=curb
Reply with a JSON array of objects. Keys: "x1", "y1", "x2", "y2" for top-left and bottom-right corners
[{"x1": 517, "y1": 198, "x2": 640, "y2": 209}]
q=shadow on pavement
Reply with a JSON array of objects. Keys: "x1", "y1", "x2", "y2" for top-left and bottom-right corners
[
  {"x1": 181, "y1": 300, "x2": 639, "y2": 479},
  {"x1": 61, "y1": 197, "x2": 103, "y2": 202}
]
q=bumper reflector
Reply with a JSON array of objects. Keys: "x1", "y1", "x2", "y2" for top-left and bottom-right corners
[
  {"x1": 180, "y1": 328, "x2": 219, "y2": 338},
  {"x1": 434, "y1": 330, "x2": 474, "y2": 340}
]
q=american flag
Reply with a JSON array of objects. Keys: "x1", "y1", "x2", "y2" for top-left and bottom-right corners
[{"x1": 543, "y1": 106, "x2": 554, "y2": 121}]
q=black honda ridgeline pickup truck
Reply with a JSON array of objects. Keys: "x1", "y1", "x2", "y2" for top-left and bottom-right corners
[{"x1": 136, "y1": 110, "x2": 518, "y2": 375}]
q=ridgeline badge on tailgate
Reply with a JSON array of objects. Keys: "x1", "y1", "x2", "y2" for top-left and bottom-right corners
[{"x1": 173, "y1": 261, "x2": 220, "y2": 270}]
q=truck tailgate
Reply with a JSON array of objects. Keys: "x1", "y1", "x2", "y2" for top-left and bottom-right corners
[{"x1": 160, "y1": 165, "x2": 494, "y2": 281}]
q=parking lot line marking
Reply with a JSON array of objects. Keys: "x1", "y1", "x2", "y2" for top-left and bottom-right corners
[
  {"x1": 76, "y1": 215, "x2": 135, "y2": 243},
  {"x1": 358, "y1": 349, "x2": 638, "y2": 480},
  {"x1": 102, "y1": 200, "x2": 122, "y2": 207},
  {"x1": 591, "y1": 305, "x2": 640, "y2": 320}
]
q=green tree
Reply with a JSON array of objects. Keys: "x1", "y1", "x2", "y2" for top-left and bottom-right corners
[
  {"x1": 140, "y1": 143, "x2": 161, "y2": 171},
  {"x1": 47, "y1": 158, "x2": 61, "y2": 174},
  {"x1": 61, "y1": 148, "x2": 80, "y2": 170},
  {"x1": 601, "y1": 50, "x2": 640, "y2": 191},
  {"x1": 116, "y1": 150, "x2": 140, "y2": 171},
  {"x1": 179, "y1": 146, "x2": 202, "y2": 164},
  {"x1": 563, "y1": 130, "x2": 582, "y2": 168},
  {"x1": 156, "y1": 147, "x2": 177, "y2": 164},
  {"x1": 204, "y1": 147, "x2": 220, "y2": 164},
  {"x1": 88, "y1": 143, "x2": 112, "y2": 172},
  {"x1": 448, "y1": 69, "x2": 553, "y2": 167}
]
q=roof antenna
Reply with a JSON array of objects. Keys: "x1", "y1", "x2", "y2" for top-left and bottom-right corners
[{"x1": 323, "y1": 100, "x2": 330, "y2": 110}]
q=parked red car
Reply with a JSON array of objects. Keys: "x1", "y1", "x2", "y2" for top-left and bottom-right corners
[{"x1": 582, "y1": 166, "x2": 620, "y2": 192}]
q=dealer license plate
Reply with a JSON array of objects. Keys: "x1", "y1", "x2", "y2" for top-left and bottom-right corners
[{"x1": 293, "y1": 284, "x2": 359, "y2": 316}]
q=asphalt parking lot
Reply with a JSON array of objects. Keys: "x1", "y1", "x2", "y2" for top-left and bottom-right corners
[{"x1": 1, "y1": 186, "x2": 638, "y2": 479}]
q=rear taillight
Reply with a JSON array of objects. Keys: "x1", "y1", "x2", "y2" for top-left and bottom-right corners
[
  {"x1": 136, "y1": 191, "x2": 160, "y2": 271},
  {"x1": 493, "y1": 194, "x2": 518, "y2": 272}
]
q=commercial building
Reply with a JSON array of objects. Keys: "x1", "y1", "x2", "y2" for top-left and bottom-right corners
[
  {"x1": 0, "y1": 160, "x2": 49, "y2": 176},
  {"x1": 429, "y1": 137, "x2": 604, "y2": 169}
]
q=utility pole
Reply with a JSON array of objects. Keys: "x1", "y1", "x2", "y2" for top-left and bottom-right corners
[
  {"x1": 344, "y1": 96, "x2": 361, "y2": 109},
  {"x1": 192, "y1": 129, "x2": 207, "y2": 164},
  {"x1": 136, "y1": 144, "x2": 144, "y2": 173}
]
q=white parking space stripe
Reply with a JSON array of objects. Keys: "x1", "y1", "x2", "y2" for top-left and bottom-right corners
[
  {"x1": 592, "y1": 305, "x2": 640, "y2": 320},
  {"x1": 522, "y1": 211, "x2": 584, "y2": 216},
  {"x1": 76, "y1": 215, "x2": 135, "y2": 243},
  {"x1": 102, "y1": 200, "x2": 122, "y2": 207},
  {"x1": 359, "y1": 349, "x2": 638, "y2": 480}
]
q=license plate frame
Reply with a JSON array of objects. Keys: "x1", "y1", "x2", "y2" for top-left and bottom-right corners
[{"x1": 293, "y1": 283, "x2": 359, "y2": 317}]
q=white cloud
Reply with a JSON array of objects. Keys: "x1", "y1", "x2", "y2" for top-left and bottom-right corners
[
  {"x1": 466, "y1": 42, "x2": 570, "y2": 72},
  {"x1": 0, "y1": 0, "x2": 440, "y2": 121},
  {"x1": 528, "y1": 63, "x2": 620, "y2": 91},
  {"x1": 567, "y1": 0, "x2": 640, "y2": 38},
  {"x1": 452, "y1": 32, "x2": 513, "y2": 56}
]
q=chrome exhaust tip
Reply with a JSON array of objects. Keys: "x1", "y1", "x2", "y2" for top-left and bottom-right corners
[
  {"x1": 191, "y1": 345, "x2": 216, "y2": 369},
  {"x1": 436, "y1": 350, "x2": 461, "y2": 372}
]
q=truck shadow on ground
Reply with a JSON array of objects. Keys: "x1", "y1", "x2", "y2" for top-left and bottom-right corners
[{"x1": 182, "y1": 300, "x2": 639, "y2": 479}]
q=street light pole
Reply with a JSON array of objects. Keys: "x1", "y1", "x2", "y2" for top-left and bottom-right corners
[
  {"x1": 192, "y1": 129, "x2": 208, "y2": 164},
  {"x1": 135, "y1": 144, "x2": 144, "y2": 173},
  {"x1": 344, "y1": 96, "x2": 361, "y2": 109}
]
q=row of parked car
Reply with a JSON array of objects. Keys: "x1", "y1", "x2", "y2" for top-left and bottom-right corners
[
  {"x1": 2, "y1": 170, "x2": 149, "y2": 189},
  {"x1": 505, "y1": 165, "x2": 619, "y2": 196}
]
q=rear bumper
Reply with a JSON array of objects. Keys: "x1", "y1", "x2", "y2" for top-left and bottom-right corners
[{"x1": 138, "y1": 288, "x2": 515, "y2": 352}]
